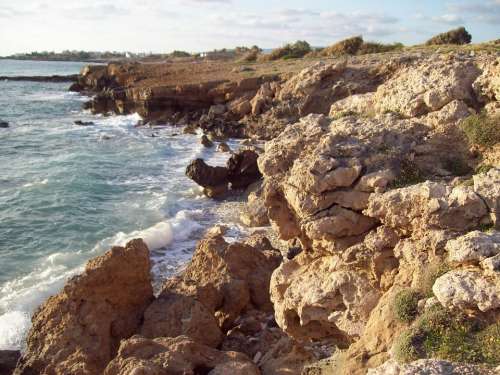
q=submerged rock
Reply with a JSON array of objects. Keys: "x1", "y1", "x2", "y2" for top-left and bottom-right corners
[
  {"x1": 73, "y1": 120, "x2": 95, "y2": 126},
  {"x1": 0, "y1": 121, "x2": 9, "y2": 128},
  {"x1": 14, "y1": 239, "x2": 154, "y2": 375}
]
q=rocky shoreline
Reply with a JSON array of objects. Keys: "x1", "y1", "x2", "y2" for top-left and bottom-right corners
[{"x1": 3, "y1": 48, "x2": 500, "y2": 375}]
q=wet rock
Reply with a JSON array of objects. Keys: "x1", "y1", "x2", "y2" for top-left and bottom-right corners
[
  {"x1": 68, "y1": 82, "x2": 84, "y2": 92},
  {"x1": 185, "y1": 158, "x2": 229, "y2": 198},
  {"x1": 14, "y1": 240, "x2": 154, "y2": 375},
  {"x1": 74, "y1": 120, "x2": 95, "y2": 126},
  {"x1": 0, "y1": 351, "x2": 20, "y2": 375},
  {"x1": 217, "y1": 142, "x2": 231, "y2": 153},
  {"x1": 201, "y1": 134, "x2": 214, "y2": 147},
  {"x1": 0, "y1": 121, "x2": 9, "y2": 128},
  {"x1": 104, "y1": 335, "x2": 260, "y2": 375},
  {"x1": 227, "y1": 149, "x2": 262, "y2": 189}
]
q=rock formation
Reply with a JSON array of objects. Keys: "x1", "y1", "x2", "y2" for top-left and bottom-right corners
[
  {"x1": 186, "y1": 149, "x2": 262, "y2": 198},
  {"x1": 14, "y1": 240, "x2": 154, "y2": 375}
]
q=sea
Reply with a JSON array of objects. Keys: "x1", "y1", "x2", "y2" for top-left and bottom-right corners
[{"x1": 0, "y1": 59, "x2": 245, "y2": 350}]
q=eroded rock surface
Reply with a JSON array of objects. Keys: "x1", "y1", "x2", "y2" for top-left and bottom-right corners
[
  {"x1": 104, "y1": 335, "x2": 260, "y2": 375},
  {"x1": 162, "y1": 232, "x2": 282, "y2": 330},
  {"x1": 15, "y1": 240, "x2": 153, "y2": 375}
]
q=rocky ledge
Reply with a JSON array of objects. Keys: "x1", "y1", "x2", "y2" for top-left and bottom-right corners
[{"x1": 8, "y1": 49, "x2": 500, "y2": 375}]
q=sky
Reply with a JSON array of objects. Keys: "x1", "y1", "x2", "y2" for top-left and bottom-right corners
[{"x1": 0, "y1": 0, "x2": 499, "y2": 55}]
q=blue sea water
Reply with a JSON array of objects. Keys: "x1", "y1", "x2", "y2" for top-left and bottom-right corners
[{"x1": 0, "y1": 59, "x2": 243, "y2": 350}]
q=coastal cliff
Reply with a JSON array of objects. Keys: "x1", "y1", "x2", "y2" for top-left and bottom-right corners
[{"x1": 9, "y1": 47, "x2": 500, "y2": 375}]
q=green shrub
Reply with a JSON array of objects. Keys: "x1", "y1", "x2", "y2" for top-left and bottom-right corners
[
  {"x1": 443, "y1": 157, "x2": 472, "y2": 176},
  {"x1": 394, "y1": 329, "x2": 421, "y2": 363},
  {"x1": 476, "y1": 164, "x2": 494, "y2": 174},
  {"x1": 394, "y1": 304, "x2": 499, "y2": 365},
  {"x1": 426, "y1": 27, "x2": 472, "y2": 45},
  {"x1": 265, "y1": 40, "x2": 312, "y2": 61},
  {"x1": 321, "y1": 36, "x2": 364, "y2": 56},
  {"x1": 358, "y1": 42, "x2": 404, "y2": 54},
  {"x1": 394, "y1": 289, "x2": 421, "y2": 323},
  {"x1": 389, "y1": 159, "x2": 426, "y2": 189},
  {"x1": 169, "y1": 50, "x2": 191, "y2": 58},
  {"x1": 461, "y1": 113, "x2": 500, "y2": 147}
]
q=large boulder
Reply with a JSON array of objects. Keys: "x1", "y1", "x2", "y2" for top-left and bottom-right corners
[
  {"x1": 140, "y1": 292, "x2": 222, "y2": 348},
  {"x1": 186, "y1": 158, "x2": 229, "y2": 198},
  {"x1": 162, "y1": 232, "x2": 282, "y2": 330},
  {"x1": 186, "y1": 149, "x2": 261, "y2": 198},
  {"x1": 104, "y1": 335, "x2": 260, "y2": 375},
  {"x1": 14, "y1": 240, "x2": 154, "y2": 375},
  {"x1": 446, "y1": 230, "x2": 500, "y2": 265},
  {"x1": 432, "y1": 268, "x2": 500, "y2": 312},
  {"x1": 365, "y1": 181, "x2": 489, "y2": 237},
  {"x1": 270, "y1": 252, "x2": 381, "y2": 344}
]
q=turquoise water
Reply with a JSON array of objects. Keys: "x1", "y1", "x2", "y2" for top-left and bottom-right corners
[{"x1": 0, "y1": 60, "x2": 242, "y2": 350}]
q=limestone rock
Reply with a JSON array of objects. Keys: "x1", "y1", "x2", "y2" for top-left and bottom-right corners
[
  {"x1": 240, "y1": 186, "x2": 270, "y2": 227},
  {"x1": 473, "y1": 57, "x2": 500, "y2": 103},
  {"x1": 15, "y1": 240, "x2": 153, "y2": 375},
  {"x1": 140, "y1": 292, "x2": 222, "y2": 348},
  {"x1": 374, "y1": 57, "x2": 481, "y2": 117},
  {"x1": 432, "y1": 269, "x2": 500, "y2": 312},
  {"x1": 259, "y1": 113, "x2": 470, "y2": 251},
  {"x1": 259, "y1": 337, "x2": 316, "y2": 375},
  {"x1": 329, "y1": 93, "x2": 375, "y2": 117},
  {"x1": 474, "y1": 168, "x2": 500, "y2": 226},
  {"x1": 163, "y1": 233, "x2": 281, "y2": 329},
  {"x1": 104, "y1": 335, "x2": 260, "y2": 375},
  {"x1": 446, "y1": 230, "x2": 500, "y2": 265},
  {"x1": 270, "y1": 253, "x2": 381, "y2": 343},
  {"x1": 365, "y1": 181, "x2": 489, "y2": 236}
]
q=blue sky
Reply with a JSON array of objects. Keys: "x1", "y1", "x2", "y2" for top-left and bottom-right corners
[{"x1": 0, "y1": 0, "x2": 498, "y2": 55}]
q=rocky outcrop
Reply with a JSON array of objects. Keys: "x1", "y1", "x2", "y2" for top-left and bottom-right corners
[
  {"x1": 186, "y1": 149, "x2": 262, "y2": 198},
  {"x1": 257, "y1": 113, "x2": 471, "y2": 252},
  {"x1": 104, "y1": 335, "x2": 260, "y2": 375},
  {"x1": 240, "y1": 184, "x2": 270, "y2": 227},
  {"x1": 162, "y1": 232, "x2": 282, "y2": 330},
  {"x1": 14, "y1": 240, "x2": 153, "y2": 375}
]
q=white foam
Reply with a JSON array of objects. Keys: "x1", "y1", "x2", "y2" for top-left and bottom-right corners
[
  {"x1": 0, "y1": 311, "x2": 31, "y2": 350},
  {"x1": 22, "y1": 178, "x2": 48, "y2": 188},
  {"x1": 96, "y1": 210, "x2": 203, "y2": 252}
]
